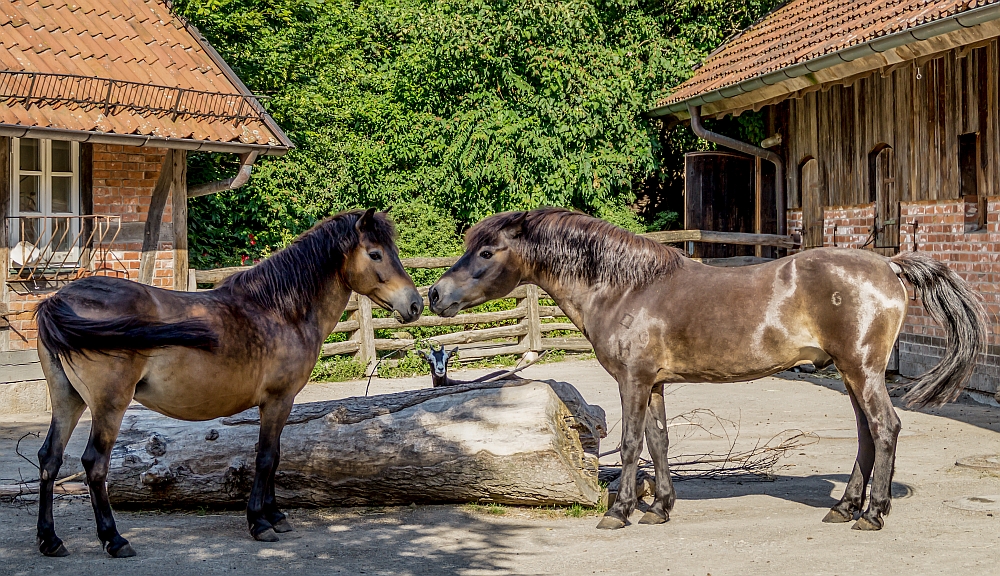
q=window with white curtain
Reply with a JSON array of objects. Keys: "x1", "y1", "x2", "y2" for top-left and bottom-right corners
[{"x1": 8, "y1": 138, "x2": 80, "y2": 262}]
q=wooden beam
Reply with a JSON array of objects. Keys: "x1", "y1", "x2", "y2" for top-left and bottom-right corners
[
  {"x1": 138, "y1": 150, "x2": 173, "y2": 285},
  {"x1": 171, "y1": 150, "x2": 188, "y2": 291},
  {"x1": 0, "y1": 137, "x2": 9, "y2": 352},
  {"x1": 643, "y1": 229, "x2": 799, "y2": 249}
]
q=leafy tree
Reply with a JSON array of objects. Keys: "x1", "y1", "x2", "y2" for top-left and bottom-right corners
[{"x1": 175, "y1": 0, "x2": 784, "y2": 267}]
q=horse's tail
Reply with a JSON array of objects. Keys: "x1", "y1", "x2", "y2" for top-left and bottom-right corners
[
  {"x1": 35, "y1": 294, "x2": 218, "y2": 362},
  {"x1": 890, "y1": 252, "x2": 989, "y2": 408}
]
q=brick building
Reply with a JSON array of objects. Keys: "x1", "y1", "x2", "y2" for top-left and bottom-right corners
[
  {"x1": 652, "y1": 1, "x2": 1000, "y2": 404},
  {"x1": 0, "y1": 0, "x2": 291, "y2": 411}
]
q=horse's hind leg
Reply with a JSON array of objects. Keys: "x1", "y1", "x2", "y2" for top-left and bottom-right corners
[
  {"x1": 639, "y1": 382, "x2": 675, "y2": 525},
  {"x1": 823, "y1": 388, "x2": 875, "y2": 523},
  {"x1": 82, "y1": 398, "x2": 136, "y2": 558},
  {"x1": 836, "y1": 366, "x2": 900, "y2": 531},
  {"x1": 36, "y1": 348, "x2": 87, "y2": 557},
  {"x1": 247, "y1": 397, "x2": 294, "y2": 542}
]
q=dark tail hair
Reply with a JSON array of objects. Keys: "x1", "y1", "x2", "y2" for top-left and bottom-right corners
[
  {"x1": 891, "y1": 252, "x2": 990, "y2": 407},
  {"x1": 35, "y1": 295, "x2": 218, "y2": 361}
]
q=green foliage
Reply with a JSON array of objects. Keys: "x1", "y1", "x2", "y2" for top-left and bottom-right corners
[
  {"x1": 173, "y1": 0, "x2": 784, "y2": 266},
  {"x1": 311, "y1": 356, "x2": 366, "y2": 381}
]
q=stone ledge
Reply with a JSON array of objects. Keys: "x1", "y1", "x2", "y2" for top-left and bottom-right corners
[{"x1": 0, "y1": 379, "x2": 49, "y2": 415}]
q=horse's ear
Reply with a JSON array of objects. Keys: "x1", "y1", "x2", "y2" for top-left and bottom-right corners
[
  {"x1": 356, "y1": 208, "x2": 378, "y2": 233},
  {"x1": 501, "y1": 211, "x2": 527, "y2": 239}
]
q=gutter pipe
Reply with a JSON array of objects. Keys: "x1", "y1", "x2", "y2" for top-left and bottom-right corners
[
  {"x1": 688, "y1": 104, "x2": 786, "y2": 236},
  {"x1": 649, "y1": 2, "x2": 1000, "y2": 118},
  {"x1": 188, "y1": 151, "x2": 259, "y2": 198}
]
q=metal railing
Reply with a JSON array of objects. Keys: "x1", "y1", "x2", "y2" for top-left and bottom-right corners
[
  {"x1": 4, "y1": 215, "x2": 124, "y2": 294},
  {"x1": 0, "y1": 71, "x2": 268, "y2": 123}
]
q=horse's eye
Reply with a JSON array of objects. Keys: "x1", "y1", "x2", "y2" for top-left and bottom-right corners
[
  {"x1": 369, "y1": 251, "x2": 382, "y2": 261},
  {"x1": 479, "y1": 250, "x2": 493, "y2": 260}
]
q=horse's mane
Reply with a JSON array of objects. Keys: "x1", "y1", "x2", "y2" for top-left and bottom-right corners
[
  {"x1": 466, "y1": 208, "x2": 684, "y2": 287},
  {"x1": 222, "y1": 210, "x2": 397, "y2": 320}
]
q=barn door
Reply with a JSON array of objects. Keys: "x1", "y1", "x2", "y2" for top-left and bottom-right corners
[
  {"x1": 800, "y1": 159, "x2": 823, "y2": 248},
  {"x1": 872, "y1": 147, "x2": 899, "y2": 254}
]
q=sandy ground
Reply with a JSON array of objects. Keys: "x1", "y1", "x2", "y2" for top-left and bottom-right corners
[{"x1": 2, "y1": 358, "x2": 1000, "y2": 575}]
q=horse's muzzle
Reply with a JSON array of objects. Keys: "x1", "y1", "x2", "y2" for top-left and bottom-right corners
[
  {"x1": 395, "y1": 291, "x2": 424, "y2": 323},
  {"x1": 428, "y1": 283, "x2": 461, "y2": 317}
]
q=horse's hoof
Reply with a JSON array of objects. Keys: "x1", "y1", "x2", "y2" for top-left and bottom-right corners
[
  {"x1": 39, "y1": 540, "x2": 70, "y2": 557},
  {"x1": 638, "y1": 511, "x2": 667, "y2": 525},
  {"x1": 852, "y1": 517, "x2": 882, "y2": 531},
  {"x1": 253, "y1": 528, "x2": 280, "y2": 542},
  {"x1": 822, "y1": 508, "x2": 852, "y2": 523},
  {"x1": 272, "y1": 518, "x2": 294, "y2": 533},
  {"x1": 596, "y1": 516, "x2": 627, "y2": 530},
  {"x1": 107, "y1": 542, "x2": 136, "y2": 558}
]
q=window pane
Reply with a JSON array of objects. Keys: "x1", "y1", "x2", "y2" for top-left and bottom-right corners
[
  {"x1": 19, "y1": 138, "x2": 40, "y2": 171},
  {"x1": 19, "y1": 175, "x2": 39, "y2": 212},
  {"x1": 52, "y1": 176, "x2": 72, "y2": 212},
  {"x1": 52, "y1": 218, "x2": 73, "y2": 252},
  {"x1": 19, "y1": 219, "x2": 40, "y2": 246},
  {"x1": 51, "y1": 140, "x2": 72, "y2": 173}
]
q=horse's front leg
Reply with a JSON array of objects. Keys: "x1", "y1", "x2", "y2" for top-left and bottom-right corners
[
  {"x1": 638, "y1": 382, "x2": 675, "y2": 525},
  {"x1": 248, "y1": 398, "x2": 294, "y2": 542},
  {"x1": 598, "y1": 375, "x2": 653, "y2": 529}
]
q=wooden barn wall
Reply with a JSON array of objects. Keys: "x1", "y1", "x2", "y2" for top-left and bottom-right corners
[{"x1": 777, "y1": 41, "x2": 1000, "y2": 208}]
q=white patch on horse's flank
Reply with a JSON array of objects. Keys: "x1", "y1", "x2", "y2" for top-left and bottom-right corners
[
  {"x1": 831, "y1": 292, "x2": 842, "y2": 306},
  {"x1": 751, "y1": 259, "x2": 807, "y2": 361},
  {"x1": 829, "y1": 265, "x2": 907, "y2": 384}
]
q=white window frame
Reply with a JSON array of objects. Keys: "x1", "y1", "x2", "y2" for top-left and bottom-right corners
[{"x1": 8, "y1": 138, "x2": 81, "y2": 260}]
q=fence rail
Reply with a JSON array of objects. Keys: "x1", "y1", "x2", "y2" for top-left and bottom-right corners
[{"x1": 192, "y1": 229, "x2": 797, "y2": 368}]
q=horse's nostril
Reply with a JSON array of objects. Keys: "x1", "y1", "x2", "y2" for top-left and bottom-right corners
[
  {"x1": 410, "y1": 301, "x2": 420, "y2": 316},
  {"x1": 429, "y1": 287, "x2": 439, "y2": 305}
]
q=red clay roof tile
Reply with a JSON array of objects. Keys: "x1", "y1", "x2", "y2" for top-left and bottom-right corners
[
  {"x1": 661, "y1": 0, "x2": 1000, "y2": 109},
  {"x1": 1, "y1": 0, "x2": 289, "y2": 150}
]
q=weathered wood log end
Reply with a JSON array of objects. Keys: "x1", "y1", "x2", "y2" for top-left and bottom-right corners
[{"x1": 109, "y1": 379, "x2": 607, "y2": 508}]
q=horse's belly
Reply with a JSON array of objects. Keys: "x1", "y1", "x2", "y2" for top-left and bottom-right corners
[{"x1": 133, "y1": 355, "x2": 260, "y2": 421}]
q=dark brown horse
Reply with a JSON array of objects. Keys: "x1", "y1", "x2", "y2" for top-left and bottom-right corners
[
  {"x1": 33, "y1": 209, "x2": 423, "y2": 557},
  {"x1": 429, "y1": 208, "x2": 987, "y2": 531}
]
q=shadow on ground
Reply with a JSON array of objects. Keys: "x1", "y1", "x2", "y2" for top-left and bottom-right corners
[
  {"x1": 1, "y1": 501, "x2": 538, "y2": 576},
  {"x1": 674, "y1": 473, "x2": 912, "y2": 510}
]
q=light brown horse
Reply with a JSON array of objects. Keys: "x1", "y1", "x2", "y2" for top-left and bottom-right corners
[
  {"x1": 33, "y1": 209, "x2": 423, "y2": 557},
  {"x1": 429, "y1": 208, "x2": 987, "y2": 532}
]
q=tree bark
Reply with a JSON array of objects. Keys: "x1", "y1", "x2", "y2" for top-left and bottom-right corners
[{"x1": 108, "y1": 379, "x2": 606, "y2": 508}]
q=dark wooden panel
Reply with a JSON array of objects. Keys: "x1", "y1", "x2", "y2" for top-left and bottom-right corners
[{"x1": 684, "y1": 151, "x2": 756, "y2": 258}]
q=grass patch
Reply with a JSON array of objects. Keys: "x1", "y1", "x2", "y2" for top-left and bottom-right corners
[
  {"x1": 464, "y1": 502, "x2": 508, "y2": 516},
  {"x1": 311, "y1": 356, "x2": 366, "y2": 382}
]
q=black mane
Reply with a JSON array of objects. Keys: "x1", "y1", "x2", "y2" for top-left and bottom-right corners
[
  {"x1": 467, "y1": 208, "x2": 683, "y2": 287},
  {"x1": 222, "y1": 210, "x2": 397, "y2": 320}
]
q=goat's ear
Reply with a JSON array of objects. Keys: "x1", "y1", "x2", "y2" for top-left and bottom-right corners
[
  {"x1": 448, "y1": 347, "x2": 459, "y2": 359},
  {"x1": 356, "y1": 207, "x2": 377, "y2": 233}
]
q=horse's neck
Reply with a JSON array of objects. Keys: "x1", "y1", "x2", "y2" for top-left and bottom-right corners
[
  {"x1": 527, "y1": 273, "x2": 605, "y2": 336},
  {"x1": 314, "y1": 279, "x2": 353, "y2": 337}
]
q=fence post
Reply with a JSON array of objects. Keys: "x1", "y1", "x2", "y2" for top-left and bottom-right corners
[
  {"x1": 351, "y1": 294, "x2": 376, "y2": 374},
  {"x1": 523, "y1": 284, "x2": 542, "y2": 353}
]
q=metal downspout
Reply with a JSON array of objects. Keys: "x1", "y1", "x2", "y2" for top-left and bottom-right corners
[
  {"x1": 687, "y1": 105, "x2": 786, "y2": 236},
  {"x1": 187, "y1": 151, "x2": 259, "y2": 198}
]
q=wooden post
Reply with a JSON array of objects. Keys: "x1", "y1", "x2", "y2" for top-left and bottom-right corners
[
  {"x1": 171, "y1": 150, "x2": 188, "y2": 291},
  {"x1": 523, "y1": 284, "x2": 542, "y2": 353},
  {"x1": 0, "y1": 137, "x2": 9, "y2": 352},
  {"x1": 352, "y1": 294, "x2": 376, "y2": 373},
  {"x1": 139, "y1": 150, "x2": 173, "y2": 285},
  {"x1": 187, "y1": 269, "x2": 197, "y2": 292}
]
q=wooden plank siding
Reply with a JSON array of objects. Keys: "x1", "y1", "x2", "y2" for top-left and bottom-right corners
[{"x1": 777, "y1": 43, "x2": 998, "y2": 210}]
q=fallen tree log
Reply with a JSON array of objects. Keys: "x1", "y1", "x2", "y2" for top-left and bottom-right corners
[{"x1": 108, "y1": 379, "x2": 606, "y2": 508}]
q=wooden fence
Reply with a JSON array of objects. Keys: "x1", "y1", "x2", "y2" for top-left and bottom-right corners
[{"x1": 193, "y1": 230, "x2": 798, "y2": 368}]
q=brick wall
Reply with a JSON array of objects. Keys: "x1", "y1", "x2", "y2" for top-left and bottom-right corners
[
  {"x1": 4, "y1": 144, "x2": 176, "y2": 351},
  {"x1": 787, "y1": 197, "x2": 1000, "y2": 402}
]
